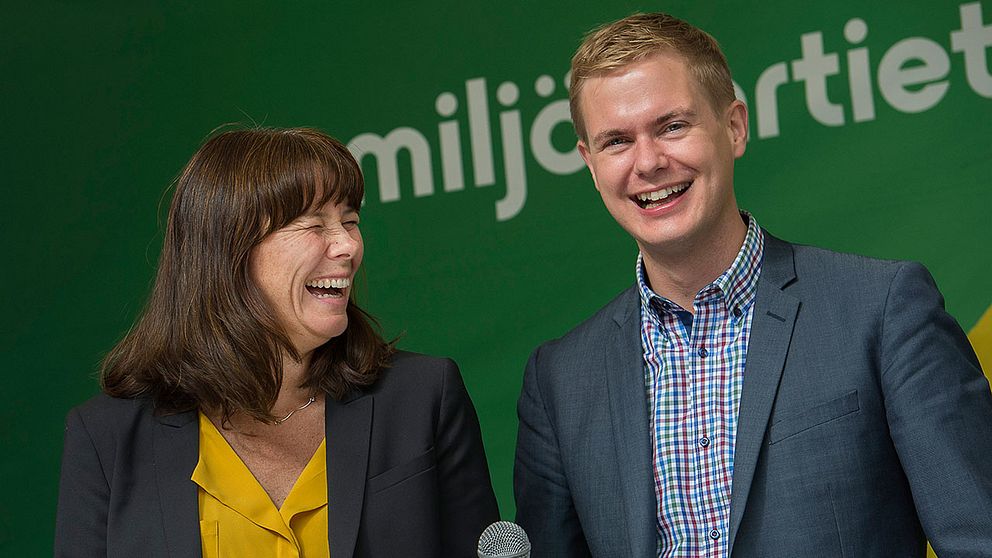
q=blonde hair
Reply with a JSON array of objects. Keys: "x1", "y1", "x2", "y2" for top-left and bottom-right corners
[{"x1": 569, "y1": 13, "x2": 736, "y2": 140}]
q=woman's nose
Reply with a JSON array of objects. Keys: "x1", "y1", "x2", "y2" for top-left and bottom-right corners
[{"x1": 325, "y1": 229, "x2": 359, "y2": 260}]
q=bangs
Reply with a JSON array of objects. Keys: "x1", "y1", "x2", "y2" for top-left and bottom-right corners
[{"x1": 251, "y1": 128, "x2": 365, "y2": 235}]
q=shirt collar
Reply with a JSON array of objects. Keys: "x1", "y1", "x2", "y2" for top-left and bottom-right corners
[{"x1": 636, "y1": 211, "x2": 764, "y2": 318}]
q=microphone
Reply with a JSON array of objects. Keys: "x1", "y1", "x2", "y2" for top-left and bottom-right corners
[{"x1": 477, "y1": 521, "x2": 531, "y2": 558}]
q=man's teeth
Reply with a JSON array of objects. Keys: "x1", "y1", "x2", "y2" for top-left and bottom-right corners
[
  {"x1": 636, "y1": 183, "x2": 689, "y2": 203},
  {"x1": 306, "y1": 278, "x2": 351, "y2": 289}
]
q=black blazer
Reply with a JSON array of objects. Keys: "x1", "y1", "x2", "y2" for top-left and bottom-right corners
[{"x1": 55, "y1": 351, "x2": 500, "y2": 557}]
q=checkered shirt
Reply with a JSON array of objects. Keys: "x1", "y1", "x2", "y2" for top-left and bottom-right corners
[{"x1": 637, "y1": 213, "x2": 764, "y2": 558}]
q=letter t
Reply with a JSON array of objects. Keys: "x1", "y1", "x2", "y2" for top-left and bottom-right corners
[
  {"x1": 951, "y1": 2, "x2": 992, "y2": 97},
  {"x1": 791, "y1": 32, "x2": 845, "y2": 126}
]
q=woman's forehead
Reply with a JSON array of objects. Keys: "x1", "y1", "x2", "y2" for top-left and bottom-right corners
[{"x1": 305, "y1": 198, "x2": 358, "y2": 217}]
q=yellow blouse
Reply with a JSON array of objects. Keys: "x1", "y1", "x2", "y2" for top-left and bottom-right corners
[{"x1": 192, "y1": 412, "x2": 329, "y2": 558}]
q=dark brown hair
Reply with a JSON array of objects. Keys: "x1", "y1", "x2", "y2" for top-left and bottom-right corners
[
  {"x1": 570, "y1": 12, "x2": 736, "y2": 141},
  {"x1": 101, "y1": 127, "x2": 394, "y2": 422}
]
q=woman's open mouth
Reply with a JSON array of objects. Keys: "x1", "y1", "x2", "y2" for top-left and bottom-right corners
[{"x1": 305, "y1": 277, "x2": 350, "y2": 299}]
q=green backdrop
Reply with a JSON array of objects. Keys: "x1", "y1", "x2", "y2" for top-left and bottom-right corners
[{"x1": 4, "y1": 1, "x2": 990, "y2": 554}]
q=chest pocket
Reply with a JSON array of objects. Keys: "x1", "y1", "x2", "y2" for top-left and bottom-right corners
[
  {"x1": 769, "y1": 390, "x2": 860, "y2": 444},
  {"x1": 367, "y1": 446, "x2": 436, "y2": 494}
]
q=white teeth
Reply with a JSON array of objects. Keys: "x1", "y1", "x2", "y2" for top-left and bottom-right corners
[
  {"x1": 306, "y1": 277, "x2": 351, "y2": 289},
  {"x1": 636, "y1": 182, "x2": 689, "y2": 202},
  {"x1": 313, "y1": 292, "x2": 342, "y2": 299}
]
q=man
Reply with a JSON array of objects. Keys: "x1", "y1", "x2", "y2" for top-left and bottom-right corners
[{"x1": 513, "y1": 12, "x2": 992, "y2": 558}]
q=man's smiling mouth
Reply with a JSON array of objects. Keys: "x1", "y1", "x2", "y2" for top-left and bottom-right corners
[
  {"x1": 634, "y1": 182, "x2": 691, "y2": 209},
  {"x1": 305, "y1": 277, "x2": 350, "y2": 299}
]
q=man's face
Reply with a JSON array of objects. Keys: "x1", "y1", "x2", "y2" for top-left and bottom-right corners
[{"x1": 577, "y1": 51, "x2": 748, "y2": 258}]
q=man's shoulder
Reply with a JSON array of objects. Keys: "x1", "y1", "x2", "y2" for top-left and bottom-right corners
[
  {"x1": 786, "y1": 238, "x2": 899, "y2": 269},
  {"x1": 767, "y1": 233, "x2": 923, "y2": 285},
  {"x1": 765, "y1": 232, "x2": 939, "y2": 306}
]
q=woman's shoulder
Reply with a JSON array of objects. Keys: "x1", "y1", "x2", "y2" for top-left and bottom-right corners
[
  {"x1": 65, "y1": 392, "x2": 186, "y2": 439},
  {"x1": 372, "y1": 350, "x2": 465, "y2": 397},
  {"x1": 69, "y1": 392, "x2": 154, "y2": 422},
  {"x1": 388, "y1": 350, "x2": 457, "y2": 371},
  {"x1": 61, "y1": 393, "x2": 165, "y2": 455}
]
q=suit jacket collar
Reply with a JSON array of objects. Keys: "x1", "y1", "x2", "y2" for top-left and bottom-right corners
[
  {"x1": 606, "y1": 286, "x2": 661, "y2": 557},
  {"x1": 727, "y1": 232, "x2": 799, "y2": 550},
  {"x1": 153, "y1": 409, "x2": 202, "y2": 558},
  {"x1": 326, "y1": 390, "x2": 373, "y2": 558}
]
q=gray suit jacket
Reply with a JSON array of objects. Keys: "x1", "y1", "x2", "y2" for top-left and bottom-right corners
[
  {"x1": 514, "y1": 233, "x2": 992, "y2": 557},
  {"x1": 56, "y1": 351, "x2": 499, "y2": 557}
]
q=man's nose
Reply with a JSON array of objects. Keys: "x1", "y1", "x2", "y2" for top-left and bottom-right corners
[{"x1": 634, "y1": 138, "x2": 669, "y2": 177}]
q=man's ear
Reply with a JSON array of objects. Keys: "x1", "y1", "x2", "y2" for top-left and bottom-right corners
[
  {"x1": 727, "y1": 100, "x2": 749, "y2": 159},
  {"x1": 577, "y1": 140, "x2": 600, "y2": 192}
]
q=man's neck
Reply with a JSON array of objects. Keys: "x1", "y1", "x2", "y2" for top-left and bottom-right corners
[{"x1": 640, "y1": 214, "x2": 749, "y2": 312}]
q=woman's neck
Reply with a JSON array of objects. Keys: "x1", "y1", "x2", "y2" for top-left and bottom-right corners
[{"x1": 271, "y1": 349, "x2": 315, "y2": 417}]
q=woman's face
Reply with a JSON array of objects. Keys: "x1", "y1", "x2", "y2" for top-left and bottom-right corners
[{"x1": 249, "y1": 198, "x2": 363, "y2": 356}]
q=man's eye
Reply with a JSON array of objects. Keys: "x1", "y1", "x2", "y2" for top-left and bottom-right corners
[
  {"x1": 665, "y1": 122, "x2": 687, "y2": 133},
  {"x1": 603, "y1": 137, "x2": 628, "y2": 148}
]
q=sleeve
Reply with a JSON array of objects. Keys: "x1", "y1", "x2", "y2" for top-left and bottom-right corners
[
  {"x1": 880, "y1": 262, "x2": 992, "y2": 556},
  {"x1": 513, "y1": 346, "x2": 592, "y2": 557},
  {"x1": 435, "y1": 358, "x2": 501, "y2": 557},
  {"x1": 54, "y1": 406, "x2": 110, "y2": 557}
]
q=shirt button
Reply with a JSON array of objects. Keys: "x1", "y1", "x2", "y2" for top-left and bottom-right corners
[
  {"x1": 699, "y1": 436, "x2": 710, "y2": 448},
  {"x1": 698, "y1": 347, "x2": 708, "y2": 358},
  {"x1": 709, "y1": 528, "x2": 721, "y2": 540},
  {"x1": 733, "y1": 306, "x2": 742, "y2": 318}
]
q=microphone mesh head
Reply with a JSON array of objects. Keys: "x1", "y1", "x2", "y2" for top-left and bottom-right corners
[{"x1": 477, "y1": 521, "x2": 531, "y2": 558}]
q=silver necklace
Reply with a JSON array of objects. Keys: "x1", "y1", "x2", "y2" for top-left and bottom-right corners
[{"x1": 273, "y1": 395, "x2": 317, "y2": 425}]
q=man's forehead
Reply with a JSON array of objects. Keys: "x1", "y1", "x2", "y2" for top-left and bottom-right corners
[
  {"x1": 604, "y1": 50, "x2": 692, "y2": 81},
  {"x1": 579, "y1": 54, "x2": 716, "y2": 125},
  {"x1": 582, "y1": 55, "x2": 695, "y2": 104}
]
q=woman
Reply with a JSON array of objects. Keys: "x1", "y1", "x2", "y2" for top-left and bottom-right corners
[{"x1": 55, "y1": 127, "x2": 499, "y2": 557}]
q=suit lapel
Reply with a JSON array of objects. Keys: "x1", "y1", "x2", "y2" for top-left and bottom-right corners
[
  {"x1": 604, "y1": 287, "x2": 658, "y2": 557},
  {"x1": 154, "y1": 410, "x2": 202, "y2": 558},
  {"x1": 727, "y1": 234, "x2": 799, "y2": 551},
  {"x1": 326, "y1": 392, "x2": 373, "y2": 558}
]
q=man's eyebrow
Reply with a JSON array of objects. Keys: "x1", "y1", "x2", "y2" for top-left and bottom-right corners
[
  {"x1": 590, "y1": 108, "x2": 698, "y2": 148},
  {"x1": 591, "y1": 128, "x2": 628, "y2": 148},
  {"x1": 658, "y1": 108, "x2": 697, "y2": 123},
  {"x1": 649, "y1": 108, "x2": 698, "y2": 131}
]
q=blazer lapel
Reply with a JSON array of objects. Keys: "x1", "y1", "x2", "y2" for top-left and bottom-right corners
[
  {"x1": 154, "y1": 410, "x2": 202, "y2": 558},
  {"x1": 604, "y1": 287, "x2": 657, "y2": 557},
  {"x1": 727, "y1": 234, "x2": 799, "y2": 550},
  {"x1": 326, "y1": 392, "x2": 373, "y2": 558}
]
